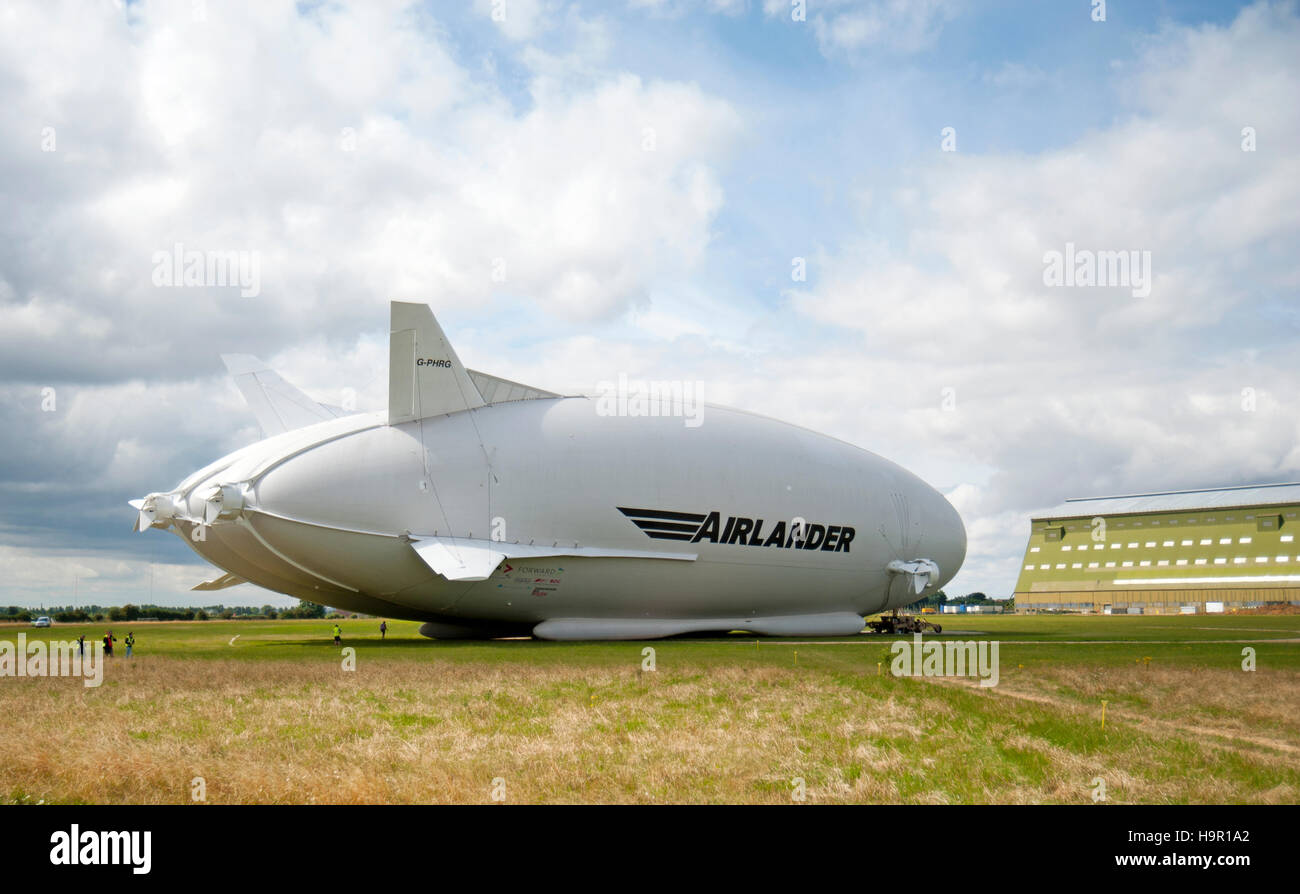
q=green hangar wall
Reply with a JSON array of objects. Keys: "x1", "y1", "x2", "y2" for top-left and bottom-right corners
[{"x1": 1014, "y1": 483, "x2": 1300, "y2": 613}]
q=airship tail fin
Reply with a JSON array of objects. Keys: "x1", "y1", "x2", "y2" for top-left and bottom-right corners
[
  {"x1": 191, "y1": 571, "x2": 247, "y2": 591},
  {"x1": 221, "y1": 354, "x2": 348, "y2": 438},
  {"x1": 465, "y1": 369, "x2": 559, "y2": 404},
  {"x1": 388, "y1": 302, "x2": 487, "y2": 424}
]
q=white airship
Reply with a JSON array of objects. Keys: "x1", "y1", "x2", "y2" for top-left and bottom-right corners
[{"x1": 130, "y1": 302, "x2": 965, "y2": 640}]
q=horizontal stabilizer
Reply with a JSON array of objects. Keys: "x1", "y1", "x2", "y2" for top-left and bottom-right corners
[
  {"x1": 411, "y1": 536, "x2": 696, "y2": 582},
  {"x1": 466, "y1": 369, "x2": 558, "y2": 404},
  {"x1": 388, "y1": 302, "x2": 486, "y2": 424},
  {"x1": 413, "y1": 540, "x2": 505, "y2": 583},
  {"x1": 221, "y1": 354, "x2": 347, "y2": 437},
  {"x1": 191, "y1": 571, "x2": 247, "y2": 591}
]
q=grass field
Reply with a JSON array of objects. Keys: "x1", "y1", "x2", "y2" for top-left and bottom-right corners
[{"x1": 0, "y1": 613, "x2": 1296, "y2": 804}]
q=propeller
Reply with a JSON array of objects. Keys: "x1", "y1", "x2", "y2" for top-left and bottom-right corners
[
  {"x1": 201, "y1": 482, "x2": 246, "y2": 524},
  {"x1": 887, "y1": 558, "x2": 941, "y2": 595},
  {"x1": 128, "y1": 498, "x2": 150, "y2": 532},
  {"x1": 129, "y1": 492, "x2": 183, "y2": 532}
]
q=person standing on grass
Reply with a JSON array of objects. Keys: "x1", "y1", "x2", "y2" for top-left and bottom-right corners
[
  {"x1": 380, "y1": 620, "x2": 387, "y2": 640},
  {"x1": 333, "y1": 623, "x2": 341, "y2": 646},
  {"x1": 125, "y1": 631, "x2": 135, "y2": 658},
  {"x1": 102, "y1": 630, "x2": 115, "y2": 658},
  {"x1": 77, "y1": 635, "x2": 85, "y2": 657}
]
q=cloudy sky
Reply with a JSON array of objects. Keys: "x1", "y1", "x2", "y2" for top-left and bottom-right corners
[{"x1": 1, "y1": 0, "x2": 1297, "y2": 608}]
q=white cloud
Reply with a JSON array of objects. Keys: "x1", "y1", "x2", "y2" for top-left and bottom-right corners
[
  {"x1": 0, "y1": 0, "x2": 742, "y2": 383},
  {"x1": 479, "y1": 0, "x2": 550, "y2": 42},
  {"x1": 770, "y1": 0, "x2": 960, "y2": 55}
]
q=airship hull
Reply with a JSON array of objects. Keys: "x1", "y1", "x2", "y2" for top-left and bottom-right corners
[{"x1": 134, "y1": 303, "x2": 966, "y2": 639}]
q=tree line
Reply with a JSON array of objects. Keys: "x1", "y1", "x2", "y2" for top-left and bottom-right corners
[{"x1": 0, "y1": 601, "x2": 328, "y2": 622}]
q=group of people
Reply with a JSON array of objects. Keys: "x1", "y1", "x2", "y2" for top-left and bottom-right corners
[{"x1": 75, "y1": 631, "x2": 135, "y2": 657}]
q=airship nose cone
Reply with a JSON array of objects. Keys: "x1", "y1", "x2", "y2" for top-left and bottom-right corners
[{"x1": 931, "y1": 490, "x2": 968, "y2": 590}]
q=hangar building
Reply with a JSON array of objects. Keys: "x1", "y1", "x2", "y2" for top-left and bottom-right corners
[{"x1": 1013, "y1": 483, "x2": 1300, "y2": 613}]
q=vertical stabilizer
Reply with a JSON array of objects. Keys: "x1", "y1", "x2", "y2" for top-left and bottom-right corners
[
  {"x1": 388, "y1": 302, "x2": 486, "y2": 424},
  {"x1": 221, "y1": 354, "x2": 347, "y2": 437}
]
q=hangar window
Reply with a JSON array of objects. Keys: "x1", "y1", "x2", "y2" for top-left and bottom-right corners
[
  {"x1": 1170, "y1": 520, "x2": 1180, "y2": 525},
  {"x1": 1239, "y1": 536, "x2": 1252, "y2": 544},
  {"x1": 1288, "y1": 513, "x2": 1297, "y2": 518},
  {"x1": 1088, "y1": 562, "x2": 1099, "y2": 569},
  {"x1": 1256, "y1": 556, "x2": 1268, "y2": 563},
  {"x1": 1145, "y1": 541, "x2": 1156, "y2": 548},
  {"x1": 1122, "y1": 561, "x2": 1134, "y2": 567},
  {"x1": 1226, "y1": 516, "x2": 1235, "y2": 520},
  {"x1": 1039, "y1": 564, "x2": 1050, "y2": 570},
  {"x1": 1277, "y1": 556, "x2": 1290, "y2": 563},
  {"x1": 1200, "y1": 539, "x2": 1212, "y2": 545},
  {"x1": 1219, "y1": 538, "x2": 1232, "y2": 545},
  {"x1": 1062, "y1": 545, "x2": 1072, "y2": 551},
  {"x1": 1157, "y1": 560, "x2": 1169, "y2": 566},
  {"x1": 1030, "y1": 546, "x2": 1041, "y2": 552},
  {"x1": 1282, "y1": 535, "x2": 1294, "y2": 543},
  {"x1": 1072, "y1": 563, "x2": 1082, "y2": 569},
  {"x1": 1077, "y1": 544, "x2": 1088, "y2": 551},
  {"x1": 1258, "y1": 516, "x2": 1278, "y2": 530},
  {"x1": 1233, "y1": 557, "x2": 1247, "y2": 564},
  {"x1": 1044, "y1": 526, "x2": 1064, "y2": 541},
  {"x1": 1111, "y1": 543, "x2": 1121, "y2": 549},
  {"x1": 1105, "y1": 561, "x2": 1116, "y2": 568},
  {"x1": 1195, "y1": 558, "x2": 1208, "y2": 565},
  {"x1": 1163, "y1": 540, "x2": 1174, "y2": 547},
  {"x1": 1176, "y1": 559, "x2": 1188, "y2": 566},
  {"x1": 1214, "y1": 558, "x2": 1227, "y2": 565},
  {"x1": 1128, "y1": 542, "x2": 1139, "y2": 548},
  {"x1": 1025, "y1": 564, "x2": 1034, "y2": 571},
  {"x1": 1139, "y1": 560, "x2": 1151, "y2": 567},
  {"x1": 1206, "y1": 517, "x2": 1216, "y2": 522},
  {"x1": 1181, "y1": 539, "x2": 1193, "y2": 546}
]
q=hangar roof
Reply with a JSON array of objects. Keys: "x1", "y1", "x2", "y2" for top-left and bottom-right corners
[{"x1": 1034, "y1": 482, "x2": 1300, "y2": 521}]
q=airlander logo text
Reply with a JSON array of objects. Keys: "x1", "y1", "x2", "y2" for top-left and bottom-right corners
[
  {"x1": 618, "y1": 508, "x2": 856, "y2": 552},
  {"x1": 50, "y1": 825, "x2": 151, "y2": 874}
]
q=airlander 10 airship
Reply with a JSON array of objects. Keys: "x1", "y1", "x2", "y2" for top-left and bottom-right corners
[{"x1": 129, "y1": 302, "x2": 965, "y2": 639}]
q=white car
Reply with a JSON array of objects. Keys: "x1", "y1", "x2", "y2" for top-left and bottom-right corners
[{"x1": 31, "y1": 616, "x2": 51, "y2": 628}]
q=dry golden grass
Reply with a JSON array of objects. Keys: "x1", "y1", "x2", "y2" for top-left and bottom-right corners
[
  {"x1": 996, "y1": 663, "x2": 1300, "y2": 757},
  {"x1": 1, "y1": 655, "x2": 1296, "y2": 804}
]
